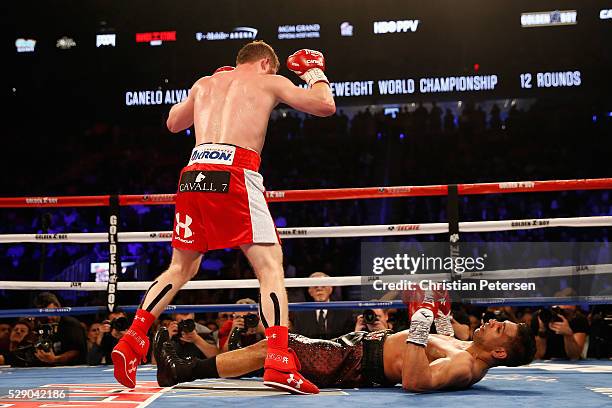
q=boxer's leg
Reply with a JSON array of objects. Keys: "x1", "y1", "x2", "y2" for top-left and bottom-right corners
[
  {"x1": 113, "y1": 248, "x2": 202, "y2": 388},
  {"x1": 157, "y1": 336, "x2": 267, "y2": 386},
  {"x1": 139, "y1": 248, "x2": 202, "y2": 316},
  {"x1": 241, "y1": 242, "x2": 319, "y2": 394},
  {"x1": 240, "y1": 243, "x2": 287, "y2": 327},
  {"x1": 216, "y1": 340, "x2": 267, "y2": 378}
]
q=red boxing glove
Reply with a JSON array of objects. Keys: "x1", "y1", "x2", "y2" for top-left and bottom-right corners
[
  {"x1": 286, "y1": 49, "x2": 329, "y2": 87},
  {"x1": 404, "y1": 285, "x2": 437, "y2": 316},
  {"x1": 214, "y1": 66, "x2": 235, "y2": 74}
]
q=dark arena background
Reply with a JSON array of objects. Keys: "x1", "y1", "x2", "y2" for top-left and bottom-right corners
[{"x1": 1, "y1": 1, "x2": 612, "y2": 407}]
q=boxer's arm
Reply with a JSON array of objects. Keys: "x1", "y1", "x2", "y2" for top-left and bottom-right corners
[
  {"x1": 401, "y1": 346, "x2": 472, "y2": 392},
  {"x1": 167, "y1": 84, "x2": 197, "y2": 133},
  {"x1": 268, "y1": 75, "x2": 335, "y2": 117}
]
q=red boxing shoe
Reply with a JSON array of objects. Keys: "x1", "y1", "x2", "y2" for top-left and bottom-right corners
[
  {"x1": 263, "y1": 347, "x2": 320, "y2": 395},
  {"x1": 111, "y1": 328, "x2": 150, "y2": 388},
  {"x1": 111, "y1": 310, "x2": 155, "y2": 388},
  {"x1": 262, "y1": 325, "x2": 319, "y2": 394}
]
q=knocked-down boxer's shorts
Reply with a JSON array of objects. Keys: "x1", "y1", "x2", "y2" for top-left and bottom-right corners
[
  {"x1": 288, "y1": 330, "x2": 394, "y2": 388},
  {"x1": 172, "y1": 143, "x2": 279, "y2": 253}
]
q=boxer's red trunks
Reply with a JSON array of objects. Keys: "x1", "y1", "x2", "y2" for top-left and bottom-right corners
[{"x1": 172, "y1": 143, "x2": 279, "y2": 252}]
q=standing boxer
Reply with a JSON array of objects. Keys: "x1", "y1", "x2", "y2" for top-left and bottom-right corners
[{"x1": 112, "y1": 41, "x2": 335, "y2": 395}]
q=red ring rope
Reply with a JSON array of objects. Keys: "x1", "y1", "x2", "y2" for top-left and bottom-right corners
[{"x1": 0, "y1": 178, "x2": 610, "y2": 208}]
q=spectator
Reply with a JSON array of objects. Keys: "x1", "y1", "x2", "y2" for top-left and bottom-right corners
[
  {"x1": 291, "y1": 272, "x2": 355, "y2": 339},
  {"x1": 0, "y1": 319, "x2": 34, "y2": 366},
  {"x1": 204, "y1": 321, "x2": 219, "y2": 333},
  {"x1": 168, "y1": 312, "x2": 219, "y2": 359},
  {"x1": 88, "y1": 311, "x2": 128, "y2": 365},
  {"x1": 533, "y1": 305, "x2": 589, "y2": 360},
  {"x1": 218, "y1": 299, "x2": 265, "y2": 352},
  {"x1": 0, "y1": 322, "x2": 10, "y2": 352},
  {"x1": 32, "y1": 292, "x2": 87, "y2": 366},
  {"x1": 86, "y1": 322, "x2": 101, "y2": 354}
]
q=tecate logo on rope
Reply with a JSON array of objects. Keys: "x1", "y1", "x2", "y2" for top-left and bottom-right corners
[
  {"x1": 149, "y1": 232, "x2": 172, "y2": 239},
  {"x1": 380, "y1": 187, "x2": 412, "y2": 193},
  {"x1": 388, "y1": 225, "x2": 421, "y2": 231}
]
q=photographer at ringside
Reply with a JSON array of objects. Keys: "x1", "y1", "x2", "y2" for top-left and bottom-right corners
[
  {"x1": 88, "y1": 311, "x2": 129, "y2": 365},
  {"x1": 168, "y1": 312, "x2": 219, "y2": 359},
  {"x1": 532, "y1": 305, "x2": 589, "y2": 360},
  {"x1": 354, "y1": 308, "x2": 391, "y2": 332},
  {"x1": 30, "y1": 292, "x2": 87, "y2": 366},
  {"x1": 218, "y1": 298, "x2": 265, "y2": 352}
]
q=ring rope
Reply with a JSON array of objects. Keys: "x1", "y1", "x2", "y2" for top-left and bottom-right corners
[
  {"x1": 1, "y1": 295, "x2": 611, "y2": 319},
  {"x1": 1, "y1": 263, "x2": 610, "y2": 291},
  {"x1": 0, "y1": 177, "x2": 610, "y2": 208},
  {"x1": 1, "y1": 216, "x2": 610, "y2": 243}
]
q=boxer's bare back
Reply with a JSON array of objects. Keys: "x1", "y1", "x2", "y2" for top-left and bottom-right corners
[{"x1": 167, "y1": 63, "x2": 335, "y2": 153}]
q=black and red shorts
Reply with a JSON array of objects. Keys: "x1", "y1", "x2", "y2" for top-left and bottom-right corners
[{"x1": 288, "y1": 330, "x2": 393, "y2": 388}]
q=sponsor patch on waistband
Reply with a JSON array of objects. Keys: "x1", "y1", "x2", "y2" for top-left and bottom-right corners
[{"x1": 189, "y1": 144, "x2": 236, "y2": 166}]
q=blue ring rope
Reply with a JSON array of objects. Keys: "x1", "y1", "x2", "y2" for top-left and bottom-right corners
[{"x1": 0, "y1": 298, "x2": 609, "y2": 318}]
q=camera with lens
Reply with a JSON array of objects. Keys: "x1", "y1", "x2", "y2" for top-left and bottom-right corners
[
  {"x1": 34, "y1": 323, "x2": 56, "y2": 352},
  {"x1": 363, "y1": 309, "x2": 378, "y2": 325},
  {"x1": 228, "y1": 314, "x2": 262, "y2": 351},
  {"x1": 243, "y1": 313, "x2": 260, "y2": 329},
  {"x1": 551, "y1": 306, "x2": 565, "y2": 322},
  {"x1": 538, "y1": 307, "x2": 565, "y2": 327},
  {"x1": 12, "y1": 322, "x2": 58, "y2": 366},
  {"x1": 110, "y1": 316, "x2": 129, "y2": 332},
  {"x1": 178, "y1": 318, "x2": 196, "y2": 334}
]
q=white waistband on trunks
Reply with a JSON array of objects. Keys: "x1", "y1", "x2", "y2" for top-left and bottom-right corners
[{"x1": 188, "y1": 144, "x2": 237, "y2": 166}]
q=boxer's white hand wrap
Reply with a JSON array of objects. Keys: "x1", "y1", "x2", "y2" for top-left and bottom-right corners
[
  {"x1": 299, "y1": 68, "x2": 329, "y2": 87},
  {"x1": 433, "y1": 290, "x2": 454, "y2": 336},
  {"x1": 434, "y1": 314, "x2": 455, "y2": 337},
  {"x1": 407, "y1": 306, "x2": 435, "y2": 347}
]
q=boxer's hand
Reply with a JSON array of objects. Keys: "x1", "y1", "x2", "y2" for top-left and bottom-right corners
[
  {"x1": 407, "y1": 302, "x2": 436, "y2": 347},
  {"x1": 214, "y1": 66, "x2": 235, "y2": 74},
  {"x1": 286, "y1": 49, "x2": 329, "y2": 87},
  {"x1": 434, "y1": 290, "x2": 455, "y2": 337}
]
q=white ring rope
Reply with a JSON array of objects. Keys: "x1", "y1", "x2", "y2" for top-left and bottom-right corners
[
  {"x1": 1, "y1": 263, "x2": 610, "y2": 291},
  {"x1": 1, "y1": 216, "x2": 611, "y2": 243}
]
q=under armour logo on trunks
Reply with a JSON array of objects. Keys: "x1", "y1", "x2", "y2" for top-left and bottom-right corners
[{"x1": 175, "y1": 213, "x2": 193, "y2": 239}]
